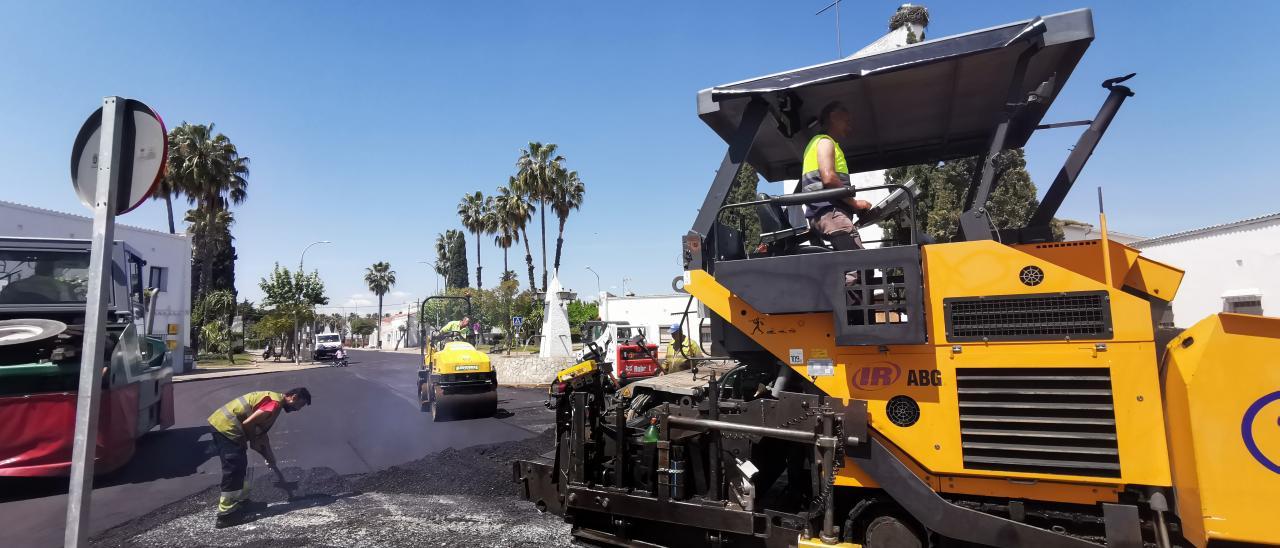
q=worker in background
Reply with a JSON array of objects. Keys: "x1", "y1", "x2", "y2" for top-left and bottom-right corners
[
  {"x1": 207, "y1": 387, "x2": 312, "y2": 527},
  {"x1": 800, "y1": 101, "x2": 874, "y2": 251},
  {"x1": 439, "y1": 316, "x2": 470, "y2": 338},
  {"x1": 664, "y1": 323, "x2": 702, "y2": 374}
]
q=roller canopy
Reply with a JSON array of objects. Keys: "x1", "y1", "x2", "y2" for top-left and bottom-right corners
[{"x1": 697, "y1": 9, "x2": 1094, "y2": 181}]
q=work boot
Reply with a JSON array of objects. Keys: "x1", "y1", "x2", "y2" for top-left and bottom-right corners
[{"x1": 214, "y1": 511, "x2": 244, "y2": 529}]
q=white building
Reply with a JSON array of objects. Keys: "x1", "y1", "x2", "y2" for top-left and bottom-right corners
[
  {"x1": 1060, "y1": 219, "x2": 1145, "y2": 245},
  {"x1": 1133, "y1": 213, "x2": 1280, "y2": 326},
  {"x1": 0, "y1": 200, "x2": 193, "y2": 370},
  {"x1": 598, "y1": 292, "x2": 705, "y2": 356},
  {"x1": 373, "y1": 304, "x2": 422, "y2": 349}
]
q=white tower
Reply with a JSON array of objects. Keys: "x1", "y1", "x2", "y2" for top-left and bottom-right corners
[{"x1": 539, "y1": 275, "x2": 574, "y2": 357}]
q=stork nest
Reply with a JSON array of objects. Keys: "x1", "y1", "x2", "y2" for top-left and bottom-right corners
[{"x1": 889, "y1": 4, "x2": 930, "y2": 31}]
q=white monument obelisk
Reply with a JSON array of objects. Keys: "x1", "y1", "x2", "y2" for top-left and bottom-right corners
[{"x1": 539, "y1": 275, "x2": 573, "y2": 357}]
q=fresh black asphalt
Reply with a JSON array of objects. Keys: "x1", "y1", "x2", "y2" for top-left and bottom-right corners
[{"x1": 0, "y1": 350, "x2": 554, "y2": 547}]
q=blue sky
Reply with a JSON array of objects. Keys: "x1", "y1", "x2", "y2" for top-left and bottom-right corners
[{"x1": 2, "y1": 1, "x2": 1277, "y2": 311}]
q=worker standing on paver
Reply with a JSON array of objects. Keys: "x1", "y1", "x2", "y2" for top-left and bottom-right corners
[
  {"x1": 206, "y1": 387, "x2": 312, "y2": 527},
  {"x1": 664, "y1": 323, "x2": 702, "y2": 374},
  {"x1": 800, "y1": 101, "x2": 874, "y2": 251}
]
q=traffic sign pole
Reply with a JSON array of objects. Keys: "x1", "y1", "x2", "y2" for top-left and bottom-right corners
[{"x1": 64, "y1": 96, "x2": 125, "y2": 548}]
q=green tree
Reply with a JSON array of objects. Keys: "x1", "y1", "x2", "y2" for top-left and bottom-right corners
[
  {"x1": 348, "y1": 315, "x2": 377, "y2": 346},
  {"x1": 434, "y1": 232, "x2": 450, "y2": 289},
  {"x1": 515, "y1": 142, "x2": 564, "y2": 291},
  {"x1": 500, "y1": 178, "x2": 536, "y2": 290},
  {"x1": 363, "y1": 262, "x2": 396, "y2": 347},
  {"x1": 719, "y1": 164, "x2": 762, "y2": 250},
  {"x1": 458, "y1": 191, "x2": 496, "y2": 289},
  {"x1": 550, "y1": 169, "x2": 585, "y2": 275},
  {"x1": 167, "y1": 123, "x2": 251, "y2": 300},
  {"x1": 193, "y1": 289, "x2": 237, "y2": 361},
  {"x1": 882, "y1": 149, "x2": 1062, "y2": 243},
  {"x1": 185, "y1": 207, "x2": 236, "y2": 297},
  {"x1": 444, "y1": 229, "x2": 469, "y2": 289},
  {"x1": 566, "y1": 299, "x2": 599, "y2": 338},
  {"x1": 258, "y1": 263, "x2": 328, "y2": 356},
  {"x1": 492, "y1": 184, "x2": 525, "y2": 289}
]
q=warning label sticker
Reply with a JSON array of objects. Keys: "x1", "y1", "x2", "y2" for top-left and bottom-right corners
[
  {"x1": 789, "y1": 348, "x2": 804, "y2": 365},
  {"x1": 807, "y1": 359, "x2": 835, "y2": 377}
]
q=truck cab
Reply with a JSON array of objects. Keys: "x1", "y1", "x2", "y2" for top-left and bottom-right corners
[{"x1": 0, "y1": 237, "x2": 173, "y2": 477}]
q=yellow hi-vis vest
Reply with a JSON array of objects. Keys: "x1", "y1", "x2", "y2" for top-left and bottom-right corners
[
  {"x1": 799, "y1": 134, "x2": 851, "y2": 217},
  {"x1": 207, "y1": 390, "x2": 284, "y2": 444}
]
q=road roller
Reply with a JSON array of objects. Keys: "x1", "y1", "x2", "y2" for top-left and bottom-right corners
[{"x1": 417, "y1": 295, "x2": 498, "y2": 421}]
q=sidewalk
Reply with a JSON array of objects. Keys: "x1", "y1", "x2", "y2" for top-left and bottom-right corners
[{"x1": 174, "y1": 356, "x2": 331, "y2": 383}]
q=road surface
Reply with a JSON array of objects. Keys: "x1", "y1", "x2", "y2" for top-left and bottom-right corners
[{"x1": 0, "y1": 350, "x2": 555, "y2": 547}]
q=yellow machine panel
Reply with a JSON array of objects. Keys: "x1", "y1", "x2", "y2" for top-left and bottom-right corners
[
  {"x1": 1162, "y1": 313, "x2": 1280, "y2": 547},
  {"x1": 686, "y1": 236, "x2": 1178, "y2": 503},
  {"x1": 426, "y1": 341, "x2": 492, "y2": 374}
]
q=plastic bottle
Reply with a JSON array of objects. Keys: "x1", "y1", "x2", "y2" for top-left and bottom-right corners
[{"x1": 642, "y1": 417, "x2": 659, "y2": 443}]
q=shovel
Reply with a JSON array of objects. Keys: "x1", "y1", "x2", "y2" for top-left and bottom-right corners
[{"x1": 269, "y1": 464, "x2": 299, "y2": 500}]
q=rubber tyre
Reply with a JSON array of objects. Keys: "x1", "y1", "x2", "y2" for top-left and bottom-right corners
[
  {"x1": 431, "y1": 399, "x2": 445, "y2": 422},
  {"x1": 864, "y1": 515, "x2": 923, "y2": 548}
]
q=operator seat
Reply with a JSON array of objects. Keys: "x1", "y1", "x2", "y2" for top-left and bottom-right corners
[{"x1": 754, "y1": 193, "x2": 829, "y2": 256}]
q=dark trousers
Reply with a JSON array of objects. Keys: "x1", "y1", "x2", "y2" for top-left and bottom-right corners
[{"x1": 211, "y1": 428, "x2": 248, "y2": 515}]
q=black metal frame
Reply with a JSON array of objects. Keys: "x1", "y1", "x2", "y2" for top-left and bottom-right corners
[
  {"x1": 418, "y1": 295, "x2": 474, "y2": 363},
  {"x1": 942, "y1": 290, "x2": 1115, "y2": 342}
]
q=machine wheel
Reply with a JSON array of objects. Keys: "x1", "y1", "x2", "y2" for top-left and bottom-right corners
[
  {"x1": 863, "y1": 515, "x2": 923, "y2": 548},
  {"x1": 431, "y1": 399, "x2": 445, "y2": 421},
  {"x1": 419, "y1": 384, "x2": 431, "y2": 413}
]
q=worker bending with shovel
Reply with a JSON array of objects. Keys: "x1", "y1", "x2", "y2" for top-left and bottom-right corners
[{"x1": 206, "y1": 387, "x2": 312, "y2": 527}]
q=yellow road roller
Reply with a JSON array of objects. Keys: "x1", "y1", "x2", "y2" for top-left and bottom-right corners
[{"x1": 417, "y1": 296, "x2": 498, "y2": 421}]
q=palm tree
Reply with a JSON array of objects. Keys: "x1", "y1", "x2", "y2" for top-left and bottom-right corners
[
  {"x1": 458, "y1": 191, "x2": 495, "y2": 289},
  {"x1": 433, "y1": 232, "x2": 450, "y2": 291},
  {"x1": 184, "y1": 206, "x2": 234, "y2": 301},
  {"x1": 550, "y1": 169, "x2": 585, "y2": 275},
  {"x1": 499, "y1": 178, "x2": 536, "y2": 290},
  {"x1": 515, "y1": 142, "x2": 564, "y2": 291},
  {"x1": 492, "y1": 185, "x2": 523, "y2": 286},
  {"x1": 152, "y1": 171, "x2": 184, "y2": 234},
  {"x1": 200, "y1": 289, "x2": 237, "y2": 363},
  {"x1": 364, "y1": 262, "x2": 396, "y2": 348},
  {"x1": 167, "y1": 123, "x2": 249, "y2": 211},
  {"x1": 167, "y1": 123, "x2": 250, "y2": 296}
]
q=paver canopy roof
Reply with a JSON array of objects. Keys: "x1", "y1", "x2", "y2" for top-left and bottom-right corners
[{"x1": 697, "y1": 9, "x2": 1094, "y2": 181}]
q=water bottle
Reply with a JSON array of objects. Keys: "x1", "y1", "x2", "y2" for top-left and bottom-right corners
[{"x1": 642, "y1": 417, "x2": 659, "y2": 443}]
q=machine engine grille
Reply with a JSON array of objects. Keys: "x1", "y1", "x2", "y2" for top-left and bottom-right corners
[
  {"x1": 944, "y1": 291, "x2": 1112, "y2": 342},
  {"x1": 956, "y1": 367, "x2": 1120, "y2": 477}
]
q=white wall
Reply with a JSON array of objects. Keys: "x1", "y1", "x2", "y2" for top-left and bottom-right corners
[
  {"x1": 599, "y1": 292, "x2": 703, "y2": 355},
  {"x1": 0, "y1": 201, "x2": 193, "y2": 368},
  {"x1": 1134, "y1": 216, "x2": 1280, "y2": 327},
  {"x1": 1062, "y1": 222, "x2": 1145, "y2": 245}
]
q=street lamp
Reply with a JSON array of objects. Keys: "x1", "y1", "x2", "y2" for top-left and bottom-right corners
[
  {"x1": 295, "y1": 240, "x2": 331, "y2": 364},
  {"x1": 585, "y1": 266, "x2": 601, "y2": 298},
  {"x1": 419, "y1": 259, "x2": 442, "y2": 327}
]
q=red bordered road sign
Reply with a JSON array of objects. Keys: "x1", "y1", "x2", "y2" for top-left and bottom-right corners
[{"x1": 70, "y1": 99, "x2": 167, "y2": 215}]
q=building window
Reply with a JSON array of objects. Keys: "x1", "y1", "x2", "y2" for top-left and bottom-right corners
[
  {"x1": 148, "y1": 266, "x2": 168, "y2": 292},
  {"x1": 1224, "y1": 295, "x2": 1264, "y2": 316}
]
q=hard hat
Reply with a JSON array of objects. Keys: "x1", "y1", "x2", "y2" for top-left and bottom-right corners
[{"x1": 670, "y1": 323, "x2": 683, "y2": 334}]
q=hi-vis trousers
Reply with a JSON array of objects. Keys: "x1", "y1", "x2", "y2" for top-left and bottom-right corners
[{"x1": 212, "y1": 428, "x2": 249, "y2": 515}]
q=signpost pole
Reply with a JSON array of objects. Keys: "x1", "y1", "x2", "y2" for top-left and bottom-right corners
[{"x1": 65, "y1": 96, "x2": 125, "y2": 547}]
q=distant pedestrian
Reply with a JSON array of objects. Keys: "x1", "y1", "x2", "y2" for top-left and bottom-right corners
[{"x1": 206, "y1": 387, "x2": 312, "y2": 527}]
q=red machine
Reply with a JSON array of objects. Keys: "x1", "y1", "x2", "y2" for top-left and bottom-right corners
[
  {"x1": 615, "y1": 340, "x2": 661, "y2": 381},
  {"x1": 0, "y1": 238, "x2": 174, "y2": 477}
]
